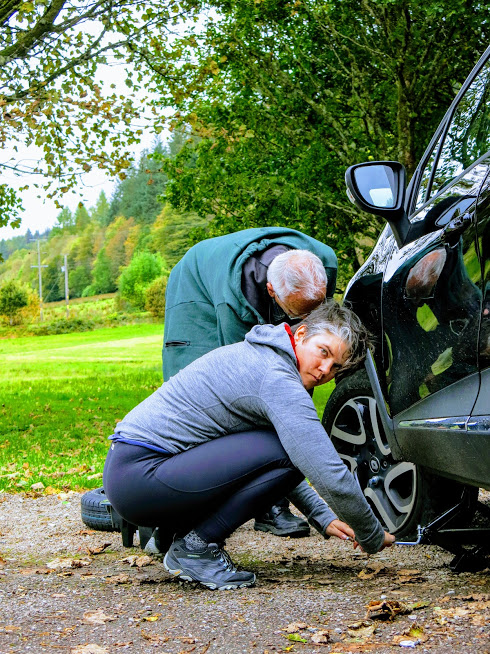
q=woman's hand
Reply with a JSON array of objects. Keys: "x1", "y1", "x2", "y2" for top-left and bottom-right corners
[
  {"x1": 325, "y1": 519, "x2": 356, "y2": 542},
  {"x1": 380, "y1": 531, "x2": 396, "y2": 550},
  {"x1": 326, "y1": 521, "x2": 396, "y2": 552}
]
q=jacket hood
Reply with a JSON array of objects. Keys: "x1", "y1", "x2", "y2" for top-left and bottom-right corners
[{"x1": 245, "y1": 323, "x2": 298, "y2": 366}]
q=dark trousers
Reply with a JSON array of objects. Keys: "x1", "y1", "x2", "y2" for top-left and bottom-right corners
[{"x1": 103, "y1": 430, "x2": 303, "y2": 543}]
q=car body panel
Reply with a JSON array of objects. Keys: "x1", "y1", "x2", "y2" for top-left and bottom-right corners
[{"x1": 343, "y1": 48, "x2": 490, "y2": 492}]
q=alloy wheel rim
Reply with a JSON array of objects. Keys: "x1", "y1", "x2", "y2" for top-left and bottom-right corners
[{"x1": 330, "y1": 395, "x2": 417, "y2": 533}]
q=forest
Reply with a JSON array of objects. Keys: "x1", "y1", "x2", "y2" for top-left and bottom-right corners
[
  {"x1": 1, "y1": 0, "x2": 489, "y2": 319},
  {"x1": 0, "y1": 133, "x2": 208, "y2": 314}
]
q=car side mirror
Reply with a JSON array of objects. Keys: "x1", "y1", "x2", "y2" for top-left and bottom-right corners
[{"x1": 345, "y1": 161, "x2": 410, "y2": 247}]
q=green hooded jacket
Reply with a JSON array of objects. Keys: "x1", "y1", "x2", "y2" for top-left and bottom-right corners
[{"x1": 162, "y1": 227, "x2": 337, "y2": 380}]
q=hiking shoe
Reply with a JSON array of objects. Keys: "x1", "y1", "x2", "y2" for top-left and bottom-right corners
[
  {"x1": 163, "y1": 538, "x2": 255, "y2": 590},
  {"x1": 254, "y1": 502, "x2": 310, "y2": 537}
]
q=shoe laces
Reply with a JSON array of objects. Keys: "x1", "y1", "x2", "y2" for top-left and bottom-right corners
[{"x1": 212, "y1": 546, "x2": 237, "y2": 574}]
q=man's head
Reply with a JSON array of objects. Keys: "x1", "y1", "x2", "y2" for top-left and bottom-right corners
[
  {"x1": 292, "y1": 301, "x2": 372, "y2": 389},
  {"x1": 266, "y1": 250, "x2": 328, "y2": 319}
]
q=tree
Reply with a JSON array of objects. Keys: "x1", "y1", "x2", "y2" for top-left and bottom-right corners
[
  {"x1": 74, "y1": 203, "x2": 91, "y2": 232},
  {"x1": 149, "y1": 203, "x2": 209, "y2": 267},
  {"x1": 108, "y1": 141, "x2": 169, "y2": 225},
  {"x1": 92, "y1": 248, "x2": 116, "y2": 294},
  {"x1": 144, "y1": 275, "x2": 168, "y2": 319},
  {"x1": 0, "y1": 279, "x2": 28, "y2": 324},
  {"x1": 68, "y1": 264, "x2": 92, "y2": 298},
  {"x1": 54, "y1": 207, "x2": 75, "y2": 232},
  {"x1": 118, "y1": 250, "x2": 166, "y2": 309},
  {"x1": 146, "y1": 0, "x2": 490, "y2": 277},
  {"x1": 91, "y1": 190, "x2": 110, "y2": 226},
  {"x1": 43, "y1": 258, "x2": 64, "y2": 302},
  {"x1": 0, "y1": 0, "x2": 201, "y2": 229}
]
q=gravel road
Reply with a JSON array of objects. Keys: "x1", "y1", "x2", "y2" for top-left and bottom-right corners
[{"x1": 0, "y1": 492, "x2": 488, "y2": 654}]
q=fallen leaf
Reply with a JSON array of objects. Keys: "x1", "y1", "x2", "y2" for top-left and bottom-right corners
[
  {"x1": 397, "y1": 569, "x2": 426, "y2": 584},
  {"x1": 393, "y1": 623, "x2": 428, "y2": 645},
  {"x1": 286, "y1": 633, "x2": 308, "y2": 643},
  {"x1": 105, "y1": 574, "x2": 130, "y2": 585},
  {"x1": 143, "y1": 614, "x2": 161, "y2": 622},
  {"x1": 180, "y1": 636, "x2": 196, "y2": 643},
  {"x1": 406, "y1": 601, "x2": 431, "y2": 611},
  {"x1": 284, "y1": 622, "x2": 308, "y2": 633},
  {"x1": 84, "y1": 543, "x2": 111, "y2": 555},
  {"x1": 311, "y1": 629, "x2": 340, "y2": 644},
  {"x1": 71, "y1": 646, "x2": 108, "y2": 654},
  {"x1": 365, "y1": 599, "x2": 409, "y2": 620},
  {"x1": 120, "y1": 555, "x2": 153, "y2": 568},
  {"x1": 346, "y1": 620, "x2": 377, "y2": 639},
  {"x1": 77, "y1": 529, "x2": 97, "y2": 535},
  {"x1": 82, "y1": 610, "x2": 115, "y2": 625},
  {"x1": 3, "y1": 625, "x2": 21, "y2": 632},
  {"x1": 47, "y1": 558, "x2": 91, "y2": 570},
  {"x1": 141, "y1": 630, "x2": 169, "y2": 643},
  {"x1": 358, "y1": 561, "x2": 387, "y2": 579}
]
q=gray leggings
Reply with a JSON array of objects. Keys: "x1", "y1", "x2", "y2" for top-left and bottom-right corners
[{"x1": 103, "y1": 430, "x2": 303, "y2": 543}]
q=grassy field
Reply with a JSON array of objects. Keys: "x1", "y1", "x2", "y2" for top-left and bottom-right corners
[
  {"x1": 0, "y1": 324, "x2": 164, "y2": 493},
  {"x1": 0, "y1": 325, "x2": 334, "y2": 494}
]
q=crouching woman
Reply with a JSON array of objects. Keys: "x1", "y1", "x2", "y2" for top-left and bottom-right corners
[{"x1": 103, "y1": 301, "x2": 395, "y2": 590}]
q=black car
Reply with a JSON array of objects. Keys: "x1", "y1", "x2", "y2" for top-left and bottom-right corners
[{"x1": 322, "y1": 46, "x2": 490, "y2": 539}]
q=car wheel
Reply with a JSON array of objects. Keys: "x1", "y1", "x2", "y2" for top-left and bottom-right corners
[
  {"x1": 80, "y1": 487, "x2": 119, "y2": 532},
  {"x1": 322, "y1": 370, "x2": 477, "y2": 539}
]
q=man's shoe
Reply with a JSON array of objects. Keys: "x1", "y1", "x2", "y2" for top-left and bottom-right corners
[
  {"x1": 142, "y1": 527, "x2": 172, "y2": 558},
  {"x1": 163, "y1": 538, "x2": 256, "y2": 590},
  {"x1": 254, "y1": 503, "x2": 310, "y2": 537}
]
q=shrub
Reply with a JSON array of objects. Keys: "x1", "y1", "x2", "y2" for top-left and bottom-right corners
[
  {"x1": 81, "y1": 284, "x2": 97, "y2": 298},
  {"x1": 31, "y1": 317, "x2": 97, "y2": 335},
  {"x1": 19, "y1": 289, "x2": 40, "y2": 324},
  {"x1": 144, "y1": 275, "x2": 168, "y2": 319},
  {"x1": 0, "y1": 280, "x2": 29, "y2": 325},
  {"x1": 118, "y1": 250, "x2": 166, "y2": 310}
]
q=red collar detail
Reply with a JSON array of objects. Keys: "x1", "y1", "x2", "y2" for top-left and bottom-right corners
[{"x1": 284, "y1": 324, "x2": 299, "y2": 369}]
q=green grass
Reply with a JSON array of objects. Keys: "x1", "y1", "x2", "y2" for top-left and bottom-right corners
[
  {"x1": 0, "y1": 324, "x2": 334, "y2": 494},
  {"x1": 0, "y1": 324, "x2": 164, "y2": 493}
]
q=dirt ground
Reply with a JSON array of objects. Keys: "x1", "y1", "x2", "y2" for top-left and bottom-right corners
[{"x1": 0, "y1": 492, "x2": 489, "y2": 654}]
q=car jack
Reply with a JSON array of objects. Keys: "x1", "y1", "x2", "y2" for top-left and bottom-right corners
[{"x1": 396, "y1": 489, "x2": 490, "y2": 572}]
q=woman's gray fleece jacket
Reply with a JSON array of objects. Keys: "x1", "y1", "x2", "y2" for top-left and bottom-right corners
[{"x1": 115, "y1": 323, "x2": 386, "y2": 553}]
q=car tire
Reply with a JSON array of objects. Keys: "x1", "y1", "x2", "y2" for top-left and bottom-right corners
[
  {"x1": 322, "y1": 370, "x2": 478, "y2": 539},
  {"x1": 80, "y1": 487, "x2": 119, "y2": 532}
]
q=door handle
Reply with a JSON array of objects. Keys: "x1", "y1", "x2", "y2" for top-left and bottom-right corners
[{"x1": 445, "y1": 212, "x2": 473, "y2": 234}]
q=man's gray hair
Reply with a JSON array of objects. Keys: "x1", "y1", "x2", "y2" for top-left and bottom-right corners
[
  {"x1": 292, "y1": 300, "x2": 373, "y2": 375},
  {"x1": 267, "y1": 250, "x2": 327, "y2": 301}
]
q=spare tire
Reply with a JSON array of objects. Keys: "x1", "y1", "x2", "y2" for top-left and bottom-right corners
[{"x1": 80, "y1": 487, "x2": 119, "y2": 532}]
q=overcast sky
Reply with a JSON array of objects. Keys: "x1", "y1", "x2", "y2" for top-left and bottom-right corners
[{"x1": 0, "y1": 130, "x2": 158, "y2": 241}]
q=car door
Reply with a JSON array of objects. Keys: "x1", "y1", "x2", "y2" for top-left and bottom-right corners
[
  {"x1": 467, "y1": 167, "x2": 490, "y2": 462},
  {"x1": 381, "y1": 55, "x2": 490, "y2": 486}
]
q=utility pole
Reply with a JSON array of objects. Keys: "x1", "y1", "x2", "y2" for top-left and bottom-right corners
[
  {"x1": 30, "y1": 239, "x2": 48, "y2": 322},
  {"x1": 61, "y1": 255, "x2": 69, "y2": 318}
]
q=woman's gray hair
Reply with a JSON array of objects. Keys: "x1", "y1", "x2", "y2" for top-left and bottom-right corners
[
  {"x1": 267, "y1": 250, "x2": 327, "y2": 301},
  {"x1": 292, "y1": 300, "x2": 373, "y2": 375}
]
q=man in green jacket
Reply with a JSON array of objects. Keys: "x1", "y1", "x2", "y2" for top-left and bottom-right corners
[{"x1": 161, "y1": 227, "x2": 337, "y2": 539}]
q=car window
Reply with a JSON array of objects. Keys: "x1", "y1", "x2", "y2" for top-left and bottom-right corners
[
  {"x1": 429, "y1": 60, "x2": 490, "y2": 198},
  {"x1": 414, "y1": 134, "x2": 442, "y2": 211}
]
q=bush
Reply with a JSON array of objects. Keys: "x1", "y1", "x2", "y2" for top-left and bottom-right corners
[
  {"x1": 118, "y1": 250, "x2": 166, "y2": 310},
  {"x1": 144, "y1": 275, "x2": 168, "y2": 319},
  {"x1": 19, "y1": 289, "x2": 40, "y2": 324},
  {"x1": 81, "y1": 285, "x2": 97, "y2": 298},
  {"x1": 31, "y1": 317, "x2": 97, "y2": 336},
  {"x1": 0, "y1": 280, "x2": 29, "y2": 325}
]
